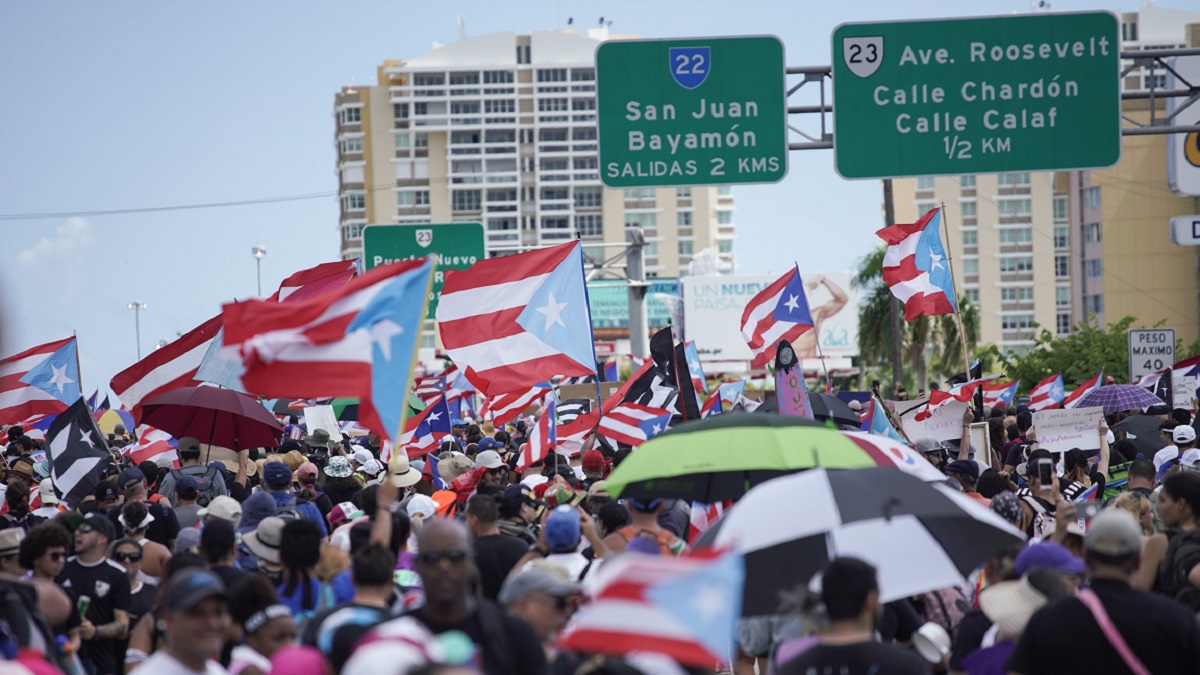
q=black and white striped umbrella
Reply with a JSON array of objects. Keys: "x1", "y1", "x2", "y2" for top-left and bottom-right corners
[{"x1": 701, "y1": 467, "x2": 1024, "y2": 616}]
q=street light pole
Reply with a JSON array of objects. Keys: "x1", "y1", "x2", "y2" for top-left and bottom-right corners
[
  {"x1": 127, "y1": 301, "x2": 147, "y2": 360},
  {"x1": 252, "y1": 245, "x2": 267, "y2": 296}
]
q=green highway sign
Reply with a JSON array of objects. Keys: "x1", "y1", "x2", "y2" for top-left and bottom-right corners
[
  {"x1": 362, "y1": 223, "x2": 485, "y2": 319},
  {"x1": 832, "y1": 12, "x2": 1120, "y2": 179},
  {"x1": 597, "y1": 36, "x2": 788, "y2": 187}
]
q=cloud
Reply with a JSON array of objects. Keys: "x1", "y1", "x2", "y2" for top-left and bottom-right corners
[{"x1": 18, "y1": 217, "x2": 95, "y2": 266}]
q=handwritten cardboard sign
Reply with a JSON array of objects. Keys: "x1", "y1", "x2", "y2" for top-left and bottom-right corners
[
  {"x1": 1173, "y1": 377, "x2": 1196, "y2": 411},
  {"x1": 303, "y1": 405, "x2": 343, "y2": 443},
  {"x1": 888, "y1": 398, "x2": 969, "y2": 443},
  {"x1": 1032, "y1": 406, "x2": 1103, "y2": 453}
]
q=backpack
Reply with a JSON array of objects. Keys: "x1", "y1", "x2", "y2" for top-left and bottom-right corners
[
  {"x1": 170, "y1": 465, "x2": 221, "y2": 507},
  {"x1": 1159, "y1": 528, "x2": 1200, "y2": 610}
]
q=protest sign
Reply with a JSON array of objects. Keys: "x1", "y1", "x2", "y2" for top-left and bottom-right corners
[
  {"x1": 1031, "y1": 406, "x2": 1103, "y2": 453},
  {"x1": 303, "y1": 405, "x2": 343, "y2": 442},
  {"x1": 888, "y1": 398, "x2": 968, "y2": 443},
  {"x1": 1173, "y1": 376, "x2": 1196, "y2": 411},
  {"x1": 969, "y1": 422, "x2": 989, "y2": 462}
]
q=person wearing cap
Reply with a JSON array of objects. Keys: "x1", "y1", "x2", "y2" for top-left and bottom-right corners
[
  {"x1": 464, "y1": 493, "x2": 529, "y2": 601},
  {"x1": 303, "y1": 428, "x2": 340, "y2": 457},
  {"x1": 259, "y1": 460, "x2": 328, "y2": 538},
  {"x1": 107, "y1": 465, "x2": 180, "y2": 551},
  {"x1": 1013, "y1": 540, "x2": 1085, "y2": 594},
  {"x1": 944, "y1": 460, "x2": 989, "y2": 507},
  {"x1": 1007, "y1": 509, "x2": 1200, "y2": 675},
  {"x1": 579, "y1": 450, "x2": 607, "y2": 490},
  {"x1": 499, "y1": 561, "x2": 579, "y2": 667},
  {"x1": 30, "y1": 477, "x2": 61, "y2": 521},
  {"x1": 0, "y1": 527, "x2": 25, "y2": 575},
  {"x1": 119, "y1": 500, "x2": 173, "y2": 582},
  {"x1": 135, "y1": 568, "x2": 231, "y2": 675},
  {"x1": 498, "y1": 484, "x2": 541, "y2": 547},
  {"x1": 171, "y1": 475, "x2": 204, "y2": 530},
  {"x1": 322, "y1": 456, "x2": 364, "y2": 504},
  {"x1": 158, "y1": 437, "x2": 226, "y2": 510},
  {"x1": 57, "y1": 512, "x2": 131, "y2": 675},
  {"x1": 1155, "y1": 424, "x2": 1196, "y2": 471}
]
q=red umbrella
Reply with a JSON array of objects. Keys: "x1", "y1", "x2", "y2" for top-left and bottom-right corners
[{"x1": 139, "y1": 385, "x2": 281, "y2": 453}]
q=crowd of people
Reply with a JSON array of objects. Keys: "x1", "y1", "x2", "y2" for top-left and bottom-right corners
[{"x1": 1, "y1": 392, "x2": 1200, "y2": 675}]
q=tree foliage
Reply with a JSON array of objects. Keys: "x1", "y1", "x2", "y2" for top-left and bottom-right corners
[{"x1": 978, "y1": 315, "x2": 1138, "y2": 393}]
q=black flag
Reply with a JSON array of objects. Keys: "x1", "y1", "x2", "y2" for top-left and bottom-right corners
[{"x1": 46, "y1": 397, "x2": 111, "y2": 507}]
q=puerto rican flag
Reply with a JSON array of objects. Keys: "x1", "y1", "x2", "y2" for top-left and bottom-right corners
[
  {"x1": 556, "y1": 408, "x2": 600, "y2": 457},
  {"x1": 482, "y1": 384, "x2": 551, "y2": 427},
  {"x1": 739, "y1": 265, "x2": 814, "y2": 368},
  {"x1": 1028, "y1": 374, "x2": 1066, "y2": 411},
  {"x1": 401, "y1": 395, "x2": 452, "y2": 458},
  {"x1": 517, "y1": 399, "x2": 557, "y2": 470},
  {"x1": 877, "y1": 207, "x2": 957, "y2": 320},
  {"x1": 412, "y1": 372, "x2": 447, "y2": 403},
  {"x1": 222, "y1": 258, "x2": 433, "y2": 441},
  {"x1": 0, "y1": 337, "x2": 80, "y2": 423},
  {"x1": 1063, "y1": 371, "x2": 1103, "y2": 409},
  {"x1": 123, "y1": 427, "x2": 179, "y2": 467},
  {"x1": 688, "y1": 501, "x2": 731, "y2": 543},
  {"x1": 603, "y1": 360, "x2": 619, "y2": 383},
  {"x1": 700, "y1": 389, "x2": 723, "y2": 418},
  {"x1": 558, "y1": 550, "x2": 744, "y2": 667},
  {"x1": 914, "y1": 374, "x2": 1002, "y2": 421},
  {"x1": 271, "y1": 260, "x2": 358, "y2": 303},
  {"x1": 111, "y1": 315, "x2": 223, "y2": 420},
  {"x1": 982, "y1": 380, "x2": 1020, "y2": 412},
  {"x1": 683, "y1": 342, "x2": 709, "y2": 395},
  {"x1": 718, "y1": 381, "x2": 746, "y2": 406},
  {"x1": 598, "y1": 403, "x2": 672, "y2": 447},
  {"x1": 437, "y1": 240, "x2": 597, "y2": 398}
]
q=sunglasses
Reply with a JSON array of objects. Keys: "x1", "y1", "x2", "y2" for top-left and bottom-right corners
[
  {"x1": 113, "y1": 552, "x2": 142, "y2": 563},
  {"x1": 417, "y1": 549, "x2": 469, "y2": 566},
  {"x1": 538, "y1": 594, "x2": 572, "y2": 611}
]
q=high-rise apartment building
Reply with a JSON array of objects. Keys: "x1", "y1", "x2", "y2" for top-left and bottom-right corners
[
  {"x1": 895, "y1": 6, "x2": 1200, "y2": 355},
  {"x1": 333, "y1": 29, "x2": 735, "y2": 278}
]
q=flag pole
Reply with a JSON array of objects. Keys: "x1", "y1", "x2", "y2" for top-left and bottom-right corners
[{"x1": 938, "y1": 203, "x2": 974, "y2": 383}]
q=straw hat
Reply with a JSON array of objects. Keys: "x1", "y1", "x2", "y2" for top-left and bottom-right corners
[{"x1": 978, "y1": 577, "x2": 1049, "y2": 639}]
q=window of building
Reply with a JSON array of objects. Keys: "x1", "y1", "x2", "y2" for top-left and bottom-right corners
[
  {"x1": 412, "y1": 102, "x2": 428, "y2": 115},
  {"x1": 998, "y1": 227, "x2": 1033, "y2": 245},
  {"x1": 1001, "y1": 286, "x2": 1034, "y2": 302},
  {"x1": 1084, "y1": 222, "x2": 1102, "y2": 243},
  {"x1": 1053, "y1": 195, "x2": 1069, "y2": 220},
  {"x1": 1055, "y1": 255, "x2": 1070, "y2": 278},
  {"x1": 571, "y1": 68, "x2": 595, "y2": 81},
  {"x1": 678, "y1": 240, "x2": 694, "y2": 256},
  {"x1": 1086, "y1": 259, "x2": 1103, "y2": 277},
  {"x1": 963, "y1": 258, "x2": 979, "y2": 275},
  {"x1": 484, "y1": 130, "x2": 515, "y2": 144},
  {"x1": 484, "y1": 100, "x2": 515, "y2": 114},
  {"x1": 450, "y1": 102, "x2": 480, "y2": 115},
  {"x1": 916, "y1": 176, "x2": 935, "y2": 190},
  {"x1": 1083, "y1": 187, "x2": 1101, "y2": 209},
  {"x1": 538, "y1": 98, "x2": 569, "y2": 112},
  {"x1": 675, "y1": 187, "x2": 692, "y2": 199},
  {"x1": 338, "y1": 107, "x2": 361, "y2": 125},
  {"x1": 1086, "y1": 294, "x2": 1104, "y2": 315},
  {"x1": 625, "y1": 213, "x2": 657, "y2": 229},
  {"x1": 571, "y1": 98, "x2": 596, "y2": 111},
  {"x1": 1054, "y1": 225, "x2": 1069, "y2": 249},
  {"x1": 484, "y1": 70, "x2": 514, "y2": 84},
  {"x1": 1057, "y1": 312, "x2": 1072, "y2": 335},
  {"x1": 449, "y1": 71, "x2": 479, "y2": 85},
  {"x1": 393, "y1": 103, "x2": 408, "y2": 119},
  {"x1": 541, "y1": 216, "x2": 570, "y2": 230},
  {"x1": 717, "y1": 211, "x2": 733, "y2": 225},
  {"x1": 997, "y1": 199, "x2": 1032, "y2": 217},
  {"x1": 965, "y1": 288, "x2": 979, "y2": 304},
  {"x1": 516, "y1": 44, "x2": 531, "y2": 64},
  {"x1": 1056, "y1": 286, "x2": 1070, "y2": 307},
  {"x1": 677, "y1": 211, "x2": 692, "y2": 227},
  {"x1": 1001, "y1": 314, "x2": 1035, "y2": 330},
  {"x1": 916, "y1": 201, "x2": 936, "y2": 215},
  {"x1": 540, "y1": 158, "x2": 569, "y2": 173},
  {"x1": 998, "y1": 172, "x2": 1030, "y2": 186},
  {"x1": 413, "y1": 73, "x2": 444, "y2": 86},
  {"x1": 537, "y1": 68, "x2": 567, "y2": 82},
  {"x1": 487, "y1": 217, "x2": 518, "y2": 231},
  {"x1": 451, "y1": 130, "x2": 481, "y2": 145},
  {"x1": 623, "y1": 187, "x2": 655, "y2": 200},
  {"x1": 962, "y1": 229, "x2": 977, "y2": 246},
  {"x1": 414, "y1": 133, "x2": 428, "y2": 148},
  {"x1": 572, "y1": 127, "x2": 598, "y2": 141},
  {"x1": 717, "y1": 240, "x2": 733, "y2": 254},
  {"x1": 576, "y1": 214, "x2": 603, "y2": 237},
  {"x1": 342, "y1": 222, "x2": 365, "y2": 240},
  {"x1": 451, "y1": 159, "x2": 482, "y2": 175},
  {"x1": 540, "y1": 187, "x2": 569, "y2": 202},
  {"x1": 573, "y1": 156, "x2": 598, "y2": 171},
  {"x1": 717, "y1": 186, "x2": 732, "y2": 197},
  {"x1": 961, "y1": 201, "x2": 977, "y2": 217},
  {"x1": 452, "y1": 190, "x2": 481, "y2": 212},
  {"x1": 1000, "y1": 256, "x2": 1033, "y2": 273},
  {"x1": 574, "y1": 186, "x2": 602, "y2": 208},
  {"x1": 1122, "y1": 21, "x2": 1138, "y2": 42},
  {"x1": 486, "y1": 188, "x2": 516, "y2": 203},
  {"x1": 397, "y1": 190, "x2": 429, "y2": 207},
  {"x1": 340, "y1": 137, "x2": 362, "y2": 154},
  {"x1": 341, "y1": 193, "x2": 365, "y2": 211},
  {"x1": 960, "y1": 175, "x2": 976, "y2": 188},
  {"x1": 395, "y1": 134, "x2": 411, "y2": 150}
]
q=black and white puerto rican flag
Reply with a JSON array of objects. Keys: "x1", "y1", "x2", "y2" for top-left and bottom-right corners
[
  {"x1": 46, "y1": 397, "x2": 112, "y2": 507},
  {"x1": 557, "y1": 398, "x2": 591, "y2": 426}
]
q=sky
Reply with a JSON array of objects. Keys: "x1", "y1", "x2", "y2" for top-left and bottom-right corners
[{"x1": 0, "y1": 0, "x2": 1188, "y2": 397}]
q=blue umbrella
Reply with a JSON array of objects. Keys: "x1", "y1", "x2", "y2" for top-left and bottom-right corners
[{"x1": 1075, "y1": 384, "x2": 1165, "y2": 413}]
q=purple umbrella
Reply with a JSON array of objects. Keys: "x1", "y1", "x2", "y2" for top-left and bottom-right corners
[
  {"x1": 139, "y1": 385, "x2": 282, "y2": 453},
  {"x1": 1074, "y1": 384, "x2": 1165, "y2": 413}
]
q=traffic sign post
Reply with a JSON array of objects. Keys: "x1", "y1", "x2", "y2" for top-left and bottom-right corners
[
  {"x1": 597, "y1": 36, "x2": 788, "y2": 187},
  {"x1": 1128, "y1": 328, "x2": 1175, "y2": 383},
  {"x1": 831, "y1": 12, "x2": 1120, "y2": 179},
  {"x1": 362, "y1": 223, "x2": 485, "y2": 320}
]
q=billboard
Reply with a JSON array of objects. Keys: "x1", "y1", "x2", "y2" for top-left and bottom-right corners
[
  {"x1": 588, "y1": 279, "x2": 680, "y2": 339},
  {"x1": 682, "y1": 272, "x2": 859, "y2": 364},
  {"x1": 1168, "y1": 56, "x2": 1200, "y2": 197}
]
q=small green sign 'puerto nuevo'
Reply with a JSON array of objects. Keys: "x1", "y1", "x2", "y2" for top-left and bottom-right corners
[
  {"x1": 362, "y1": 223, "x2": 485, "y2": 320},
  {"x1": 832, "y1": 12, "x2": 1120, "y2": 179},
  {"x1": 597, "y1": 36, "x2": 788, "y2": 187}
]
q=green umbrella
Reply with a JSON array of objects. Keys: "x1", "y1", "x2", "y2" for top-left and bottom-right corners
[{"x1": 603, "y1": 414, "x2": 912, "y2": 503}]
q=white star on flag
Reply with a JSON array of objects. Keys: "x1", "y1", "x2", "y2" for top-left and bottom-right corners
[
  {"x1": 79, "y1": 428, "x2": 95, "y2": 448},
  {"x1": 535, "y1": 292, "x2": 568, "y2": 330},
  {"x1": 652, "y1": 422, "x2": 662, "y2": 434},
  {"x1": 428, "y1": 410, "x2": 442, "y2": 421},
  {"x1": 692, "y1": 583, "x2": 726, "y2": 621},
  {"x1": 929, "y1": 251, "x2": 945, "y2": 272},
  {"x1": 368, "y1": 320, "x2": 404, "y2": 362},
  {"x1": 49, "y1": 363, "x2": 75, "y2": 394},
  {"x1": 783, "y1": 294, "x2": 800, "y2": 312}
]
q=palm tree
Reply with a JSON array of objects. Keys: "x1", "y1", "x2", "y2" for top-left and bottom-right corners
[{"x1": 853, "y1": 245, "x2": 980, "y2": 393}]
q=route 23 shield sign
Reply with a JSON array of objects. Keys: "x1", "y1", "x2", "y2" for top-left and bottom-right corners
[
  {"x1": 415, "y1": 229, "x2": 433, "y2": 248},
  {"x1": 842, "y1": 36, "x2": 883, "y2": 79}
]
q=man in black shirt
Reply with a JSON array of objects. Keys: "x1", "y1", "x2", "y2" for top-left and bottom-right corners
[
  {"x1": 1007, "y1": 509, "x2": 1200, "y2": 674},
  {"x1": 57, "y1": 513, "x2": 130, "y2": 675},
  {"x1": 300, "y1": 542, "x2": 394, "y2": 672},
  {"x1": 106, "y1": 466, "x2": 179, "y2": 549},
  {"x1": 465, "y1": 493, "x2": 529, "y2": 600},
  {"x1": 404, "y1": 518, "x2": 546, "y2": 675},
  {"x1": 776, "y1": 557, "x2": 930, "y2": 675}
]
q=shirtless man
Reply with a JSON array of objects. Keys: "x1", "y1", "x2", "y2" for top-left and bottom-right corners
[{"x1": 794, "y1": 274, "x2": 849, "y2": 359}]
